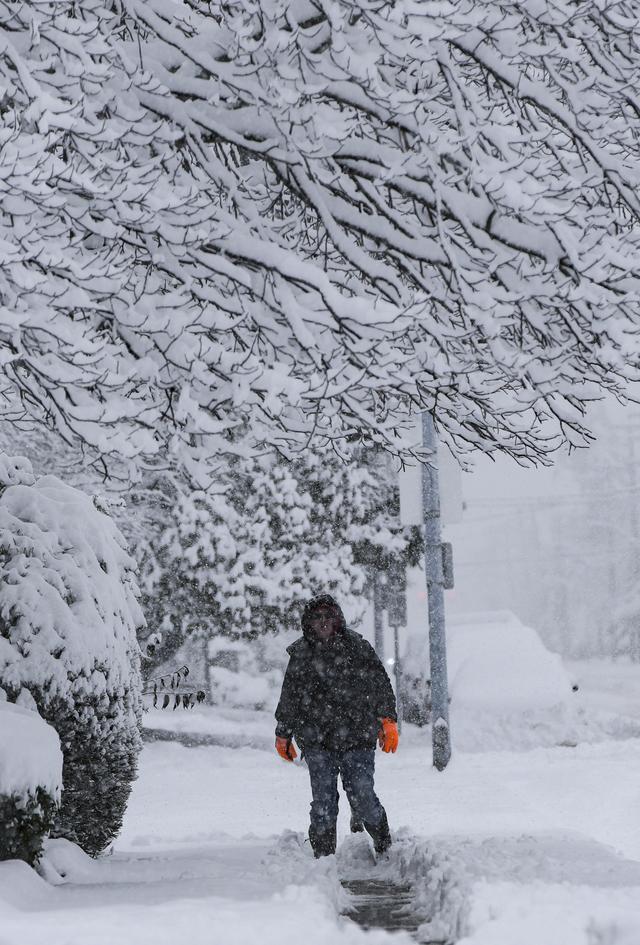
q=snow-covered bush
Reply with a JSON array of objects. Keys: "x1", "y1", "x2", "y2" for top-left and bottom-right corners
[
  {"x1": 0, "y1": 455, "x2": 144, "y2": 855},
  {"x1": 0, "y1": 697, "x2": 62, "y2": 866},
  {"x1": 137, "y1": 452, "x2": 368, "y2": 651}
]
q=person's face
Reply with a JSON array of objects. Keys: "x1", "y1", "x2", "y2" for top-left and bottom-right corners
[{"x1": 309, "y1": 607, "x2": 340, "y2": 642}]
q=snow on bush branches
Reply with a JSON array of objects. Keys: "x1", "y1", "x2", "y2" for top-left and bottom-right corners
[
  {"x1": 0, "y1": 697, "x2": 62, "y2": 866},
  {"x1": 3, "y1": 0, "x2": 640, "y2": 476},
  {"x1": 137, "y1": 451, "x2": 374, "y2": 651},
  {"x1": 0, "y1": 457, "x2": 143, "y2": 708},
  {"x1": 0, "y1": 698, "x2": 62, "y2": 801},
  {"x1": 0, "y1": 453, "x2": 144, "y2": 854}
]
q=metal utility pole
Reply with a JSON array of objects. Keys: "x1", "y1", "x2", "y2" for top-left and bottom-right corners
[
  {"x1": 421, "y1": 412, "x2": 451, "y2": 771},
  {"x1": 386, "y1": 569, "x2": 407, "y2": 733},
  {"x1": 393, "y1": 624, "x2": 402, "y2": 733},
  {"x1": 373, "y1": 570, "x2": 385, "y2": 659}
]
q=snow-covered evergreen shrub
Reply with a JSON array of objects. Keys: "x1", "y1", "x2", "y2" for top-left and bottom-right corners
[
  {"x1": 0, "y1": 455, "x2": 144, "y2": 855},
  {"x1": 137, "y1": 450, "x2": 370, "y2": 656},
  {"x1": 0, "y1": 698, "x2": 62, "y2": 866},
  {"x1": 0, "y1": 789, "x2": 58, "y2": 867}
]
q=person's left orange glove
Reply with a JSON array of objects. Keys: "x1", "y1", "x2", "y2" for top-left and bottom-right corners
[
  {"x1": 378, "y1": 718, "x2": 399, "y2": 753},
  {"x1": 275, "y1": 736, "x2": 298, "y2": 762}
]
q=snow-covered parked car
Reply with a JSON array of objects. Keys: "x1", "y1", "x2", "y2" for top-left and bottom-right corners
[
  {"x1": 446, "y1": 611, "x2": 577, "y2": 751},
  {"x1": 0, "y1": 696, "x2": 62, "y2": 865}
]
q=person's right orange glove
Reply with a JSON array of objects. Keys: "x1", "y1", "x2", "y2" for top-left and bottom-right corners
[
  {"x1": 378, "y1": 718, "x2": 399, "y2": 753},
  {"x1": 275, "y1": 736, "x2": 298, "y2": 762}
]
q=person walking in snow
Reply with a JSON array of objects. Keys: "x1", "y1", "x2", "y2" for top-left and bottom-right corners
[{"x1": 274, "y1": 594, "x2": 399, "y2": 858}]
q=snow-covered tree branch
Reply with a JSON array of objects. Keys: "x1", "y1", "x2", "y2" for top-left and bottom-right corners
[{"x1": 3, "y1": 0, "x2": 640, "y2": 478}]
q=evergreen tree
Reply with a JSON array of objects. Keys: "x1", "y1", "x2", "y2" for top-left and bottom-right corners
[{"x1": 136, "y1": 446, "x2": 416, "y2": 672}]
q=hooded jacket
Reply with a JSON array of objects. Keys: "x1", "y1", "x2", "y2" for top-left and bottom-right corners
[{"x1": 274, "y1": 596, "x2": 397, "y2": 752}]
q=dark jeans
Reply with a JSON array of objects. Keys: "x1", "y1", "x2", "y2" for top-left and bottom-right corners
[{"x1": 305, "y1": 748, "x2": 386, "y2": 835}]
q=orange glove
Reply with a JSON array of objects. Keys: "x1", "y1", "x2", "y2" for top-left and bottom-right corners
[
  {"x1": 275, "y1": 736, "x2": 297, "y2": 762},
  {"x1": 378, "y1": 718, "x2": 399, "y2": 753}
]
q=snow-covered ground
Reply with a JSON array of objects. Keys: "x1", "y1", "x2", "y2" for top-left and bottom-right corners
[{"x1": 2, "y1": 660, "x2": 640, "y2": 945}]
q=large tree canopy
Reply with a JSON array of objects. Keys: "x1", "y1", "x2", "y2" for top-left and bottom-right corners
[{"x1": 2, "y1": 0, "x2": 640, "y2": 477}]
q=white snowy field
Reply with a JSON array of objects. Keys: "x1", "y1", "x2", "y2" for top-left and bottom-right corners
[{"x1": 2, "y1": 660, "x2": 640, "y2": 945}]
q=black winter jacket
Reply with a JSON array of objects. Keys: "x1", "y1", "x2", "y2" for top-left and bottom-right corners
[{"x1": 274, "y1": 629, "x2": 397, "y2": 752}]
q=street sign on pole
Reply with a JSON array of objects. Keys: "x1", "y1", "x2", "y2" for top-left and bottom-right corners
[
  {"x1": 441, "y1": 542, "x2": 455, "y2": 590},
  {"x1": 398, "y1": 458, "x2": 423, "y2": 527},
  {"x1": 385, "y1": 568, "x2": 407, "y2": 730},
  {"x1": 421, "y1": 413, "x2": 452, "y2": 771},
  {"x1": 398, "y1": 431, "x2": 463, "y2": 527}
]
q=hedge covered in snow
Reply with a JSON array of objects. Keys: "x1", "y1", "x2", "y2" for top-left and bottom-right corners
[
  {"x1": 0, "y1": 454, "x2": 144, "y2": 854},
  {"x1": 0, "y1": 697, "x2": 62, "y2": 865}
]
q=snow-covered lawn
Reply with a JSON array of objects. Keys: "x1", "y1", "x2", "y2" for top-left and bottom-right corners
[{"x1": 2, "y1": 661, "x2": 640, "y2": 945}]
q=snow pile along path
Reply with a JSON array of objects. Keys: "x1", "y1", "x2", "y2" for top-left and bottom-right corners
[
  {"x1": 433, "y1": 833, "x2": 640, "y2": 945},
  {"x1": 338, "y1": 829, "x2": 640, "y2": 945}
]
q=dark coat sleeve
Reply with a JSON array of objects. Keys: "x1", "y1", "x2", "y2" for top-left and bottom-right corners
[
  {"x1": 362, "y1": 640, "x2": 398, "y2": 722},
  {"x1": 274, "y1": 654, "x2": 301, "y2": 738}
]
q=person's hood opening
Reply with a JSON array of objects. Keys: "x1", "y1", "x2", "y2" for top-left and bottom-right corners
[{"x1": 301, "y1": 594, "x2": 347, "y2": 644}]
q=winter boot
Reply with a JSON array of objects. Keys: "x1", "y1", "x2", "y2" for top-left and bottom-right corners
[
  {"x1": 364, "y1": 812, "x2": 392, "y2": 855},
  {"x1": 309, "y1": 824, "x2": 337, "y2": 858},
  {"x1": 350, "y1": 812, "x2": 364, "y2": 833}
]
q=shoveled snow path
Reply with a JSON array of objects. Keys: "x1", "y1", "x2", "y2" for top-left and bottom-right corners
[{"x1": 0, "y1": 833, "x2": 408, "y2": 945}]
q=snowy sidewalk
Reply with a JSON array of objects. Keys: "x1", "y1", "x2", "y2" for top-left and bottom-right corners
[
  {"x1": 1, "y1": 832, "x2": 399, "y2": 945},
  {"x1": 3, "y1": 733, "x2": 640, "y2": 945},
  {"x1": 3, "y1": 660, "x2": 640, "y2": 945}
]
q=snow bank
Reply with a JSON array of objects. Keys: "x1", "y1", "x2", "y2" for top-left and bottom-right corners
[
  {"x1": 339, "y1": 829, "x2": 640, "y2": 945},
  {"x1": 0, "y1": 700, "x2": 62, "y2": 800},
  {"x1": 429, "y1": 832, "x2": 640, "y2": 945},
  {"x1": 0, "y1": 859, "x2": 53, "y2": 910},
  {"x1": 2, "y1": 830, "x2": 406, "y2": 945},
  {"x1": 143, "y1": 704, "x2": 275, "y2": 749},
  {"x1": 37, "y1": 838, "x2": 101, "y2": 886},
  {"x1": 447, "y1": 611, "x2": 576, "y2": 750}
]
